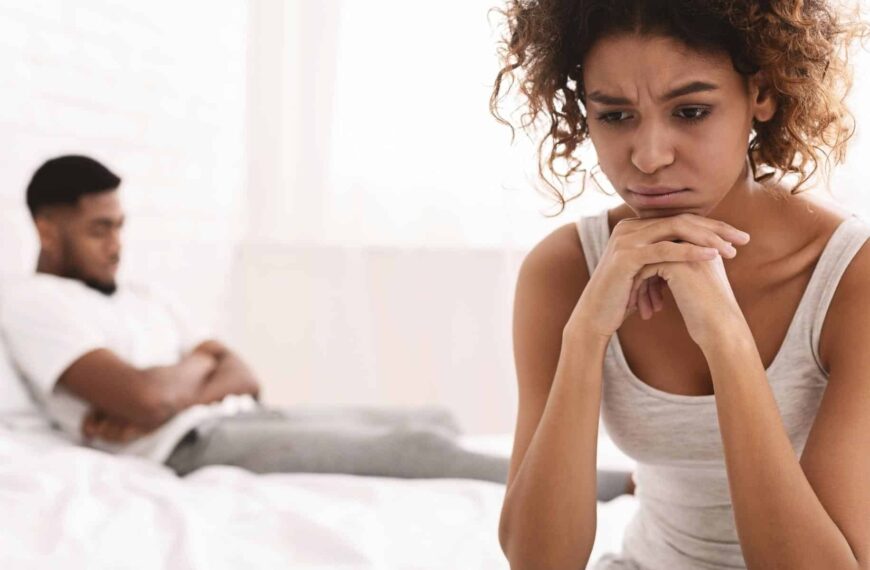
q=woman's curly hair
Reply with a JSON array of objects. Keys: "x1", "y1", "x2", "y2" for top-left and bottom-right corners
[{"x1": 489, "y1": 0, "x2": 870, "y2": 214}]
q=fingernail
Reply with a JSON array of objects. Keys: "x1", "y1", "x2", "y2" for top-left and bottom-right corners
[{"x1": 725, "y1": 243, "x2": 737, "y2": 256}]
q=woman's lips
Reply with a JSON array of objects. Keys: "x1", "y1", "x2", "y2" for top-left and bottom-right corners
[{"x1": 627, "y1": 188, "x2": 690, "y2": 207}]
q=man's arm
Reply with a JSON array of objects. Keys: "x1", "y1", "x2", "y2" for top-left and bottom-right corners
[
  {"x1": 61, "y1": 348, "x2": 218, "y2": 431},
  {"x1": 188, "y1": 340, "x2": 261, "y2": 404},
  {"x1": 78, "y1": 341, "x2": 260, "y2": 444}
]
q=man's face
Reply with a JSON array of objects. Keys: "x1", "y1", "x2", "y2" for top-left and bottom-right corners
[
  {"x1": 43, "y1": 191, "x2": 125, "y2": 294},
  {"x1": 582, "y1": 33, "x2": 773, "y2": 218}
]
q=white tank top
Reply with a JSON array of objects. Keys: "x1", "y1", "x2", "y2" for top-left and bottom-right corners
[{"x1": 577, "y1": 209, "x2": 870, "y2": 570}]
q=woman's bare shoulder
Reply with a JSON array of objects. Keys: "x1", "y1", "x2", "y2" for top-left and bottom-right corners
[
  {"x1": 521, "y1": 220, "x2": 592, "y2": 290},
  {"x1": 785, "y1": 190, "x2": 852, "y2": 233}
]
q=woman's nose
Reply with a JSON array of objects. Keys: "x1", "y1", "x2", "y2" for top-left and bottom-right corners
[{"x1": 630, "y1": 121, "x2": 675, "y2": 174}]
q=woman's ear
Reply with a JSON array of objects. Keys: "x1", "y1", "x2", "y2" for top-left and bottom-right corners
[{"x1": 749, "y1": 71, "x2": 777, "y2": 123}]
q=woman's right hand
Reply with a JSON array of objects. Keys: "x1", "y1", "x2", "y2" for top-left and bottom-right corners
[{"x1": 564, "y1": 213, "x2": 751, "y2": 340}]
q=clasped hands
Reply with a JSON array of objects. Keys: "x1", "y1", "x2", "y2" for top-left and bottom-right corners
[{"x1": 621, "y1": 213, "x2": 751, "y2": 349}]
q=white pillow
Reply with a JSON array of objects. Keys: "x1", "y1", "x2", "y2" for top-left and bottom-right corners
[
  {"x1": 0, "y1": 276, "x2": 53, "y2": 430},
  {"x1": 0, "y1": 340, "x2": 38, "y2": 414}
]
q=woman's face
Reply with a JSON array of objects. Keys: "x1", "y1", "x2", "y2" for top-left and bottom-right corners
[{"x1": 582, "y1": 33, "x2": 776, "y2": 218}]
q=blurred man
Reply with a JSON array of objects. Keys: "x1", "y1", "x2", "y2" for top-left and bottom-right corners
[{"x1": 0, "y1": 155, "x2": 633, "y2": 497}]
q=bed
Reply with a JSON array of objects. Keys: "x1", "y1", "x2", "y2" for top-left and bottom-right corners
[{"x1": 0, "y1": 426, "x2": 638, "y2": 569}]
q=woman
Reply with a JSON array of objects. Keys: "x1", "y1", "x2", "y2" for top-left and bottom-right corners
[{"x1": 490, "y1": 1, "x2": 869, "y2": 569}]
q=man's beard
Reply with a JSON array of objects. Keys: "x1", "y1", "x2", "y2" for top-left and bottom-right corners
[
  {"x1": 59, "y1": 245, "x2": 118, "y2": 296},
  {"x1": 82, "y1": 278, "x2": 117, "y2": 296}
]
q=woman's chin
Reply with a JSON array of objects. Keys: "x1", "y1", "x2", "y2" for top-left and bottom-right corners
[
  {"x1": 629, "y1": 202, "x2": 714, "y2": 219},
  {"x1": 633, "y1": 208, "x2": 698, "y2": 219}
]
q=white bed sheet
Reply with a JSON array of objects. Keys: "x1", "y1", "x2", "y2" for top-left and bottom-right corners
[{"x1": 0, "y1": 429, "x2": 637, "y2": 570}]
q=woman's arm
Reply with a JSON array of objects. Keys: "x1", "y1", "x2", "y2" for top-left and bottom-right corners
[
  {"x1": 703, "y1": 314, "x2": 867, "y2": 570},
  {"x1": 500, "y1": 333, "x2": 608, "y2": 570},
  {"x1": 499, "y1": 225, "x2": 605, "y2": 570}
]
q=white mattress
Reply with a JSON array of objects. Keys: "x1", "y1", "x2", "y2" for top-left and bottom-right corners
[{"x1": 0, "y1": 429, "x2": 637, "y2": 570}]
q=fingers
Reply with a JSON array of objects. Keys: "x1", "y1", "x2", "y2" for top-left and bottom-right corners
[
  {"x1": 614, "y1": 213, "x2": 749, "y2": 258},
  {"x1": 99, "y1": 423, "x2": 139, "y2": 443},
  {"x1": 627, "y1": 279, "x2": 639, "y2": 310},
  {"x1": 627, "y1": 268, "x2": 649, "y2": 310},
  {"x1": 97, "y1": 420, "x2": 122, "y2": 442},
  {"x1": 85, "y1": 409, "x2": 105, "y2": 422},
  {"x1": 624, "y1": 241, "x2": 726, "y2": 317},
  {"x1": 84, "y1": 413, "x2": 146, "y2": 444},
  {"x1": 635, "y1": 278, "x2": 647, "y2": 320},
  {"x1": 82, "y1": 417, "x2": 97, "y2": 438},
  {"x1": 628, "y1": 275, "x2": 652, "y2": 320},
  {"x1": 617, "y1": 215, "x2": 737, "y2": 321},
  {"x1": 82, "y1": 411, "x2": 106, "y2": 438},
  {"x1": 118, "y1": 424, "x2": 145, "y2": 443},
  {"x1": 83, "y1": 409, "x2": 105, "y2": 428},
  {"x1": 649, "y1": 276, "x2": 664, "y2": 312},
  {"x1": 626, "y1": 275, "x2": 669, "y2": 317},
  {"x1": 633, "y1": 212, "x2": 750, "y2": 245},
  {"x1": 637, "y1": 241, "x2": 721, "y2": 267},
  {"x1": 633, "y1": 248, "x2": 721, "y2": 287}
]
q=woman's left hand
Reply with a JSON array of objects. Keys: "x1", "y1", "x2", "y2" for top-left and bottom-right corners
[{"x1": 627, "y1": 251, "x2": 746, "y2": 349}]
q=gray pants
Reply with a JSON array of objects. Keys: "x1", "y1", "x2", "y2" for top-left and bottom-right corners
[{"x1": 165, "y1": 405, "x2": 632, "y2": 500}]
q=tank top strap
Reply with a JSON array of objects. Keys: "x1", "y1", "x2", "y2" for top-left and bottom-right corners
[
  {"x1": 576, "y1": 209, "x2": 611, "y2": 277},
  {"x1": 804, "y1": 214, "x2": 870, "y2": 374}
]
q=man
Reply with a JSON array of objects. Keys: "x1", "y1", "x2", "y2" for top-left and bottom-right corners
[
  {"x1": 0, "y1": 155, "x2": 633, "y2": 496},
  {"x1": 0, "y1": 155, "x2": 511, "y2": 482}
]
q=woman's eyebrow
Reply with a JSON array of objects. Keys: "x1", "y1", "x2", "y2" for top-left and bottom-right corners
[{"x1": 586, "y1": 80, "x2": 720, "y2": 105}]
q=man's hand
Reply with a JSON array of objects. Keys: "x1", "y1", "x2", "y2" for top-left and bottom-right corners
[
  {"x1": 188, "y1": 340, "x2": 262, "y2": 404},
  {"x1": 81, "y1": 409, "x2": 153, "y2": 444},
  {"x1": 192, "y1": 340, "x2": 228, "y2": 359}
]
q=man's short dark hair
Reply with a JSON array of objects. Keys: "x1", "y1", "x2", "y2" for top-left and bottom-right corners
[{"x1": 26, "y1": 155, "x2": 121, "y2": 218}]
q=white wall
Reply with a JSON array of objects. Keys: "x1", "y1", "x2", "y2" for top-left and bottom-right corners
[
  {"x1": 227, "y1": 243, "x2": 526, "y2": 433},
  {"x1": 4, "y1": 1, "x2": 869, "y2": 437},
  {"x1": 0, "y1": 0, "x2": 248, "y2": 333}
]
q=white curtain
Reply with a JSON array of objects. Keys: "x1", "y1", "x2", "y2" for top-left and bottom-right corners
[{"x1": 245, "y1": 0, "x2": 619, "y2": 250}]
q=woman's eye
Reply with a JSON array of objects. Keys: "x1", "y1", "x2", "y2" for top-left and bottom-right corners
[
  {"x1": 594, "y1": 107, "x2": 711, "y2": 126},
  {"x1": 596, "y1": 111, "x2": 630, "y2": 124},
  {"x1": 676, "y1": 107, "x2": 710, "y2": 122}
]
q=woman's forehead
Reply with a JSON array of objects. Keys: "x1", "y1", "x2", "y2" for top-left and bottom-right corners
[
  {"x1": 586, "y1": 33, "x2": 728, "y2": 65},
  {"x1": 582, "y1": 34, "x2": 737, "y2": 101}
]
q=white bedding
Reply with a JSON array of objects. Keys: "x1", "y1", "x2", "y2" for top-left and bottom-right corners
[{"x1": 0, "y1": 429, "x2": 638, "y2": 570}]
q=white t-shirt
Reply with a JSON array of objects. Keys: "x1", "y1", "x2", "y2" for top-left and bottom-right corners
[{"x1": 0, "y1": 274, "x2": 258, "y2": 463}]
